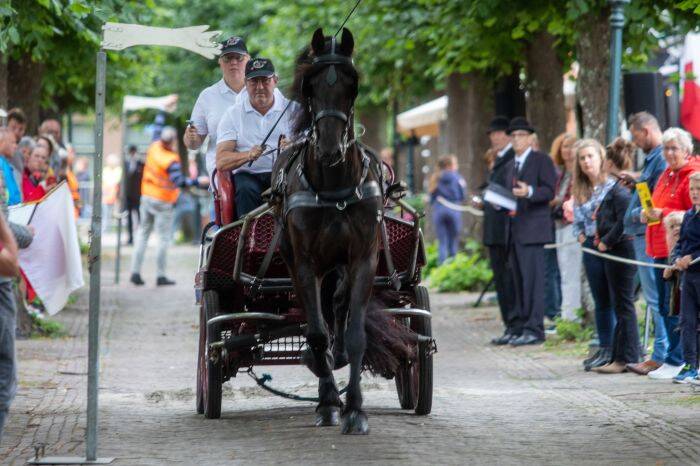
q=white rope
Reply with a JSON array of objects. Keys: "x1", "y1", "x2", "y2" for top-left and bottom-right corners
[
  {"x1": 436, "y1": 196, "x2": 484, "y2": 216},
  {"x1": 435, "y1": 195, "x2": 697, "y2": 270},
  {"x1": 543, "y1": 240, "x2": 700, "y2": 270}
]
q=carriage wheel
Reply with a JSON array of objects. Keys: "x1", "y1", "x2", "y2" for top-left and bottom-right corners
[
  {"x1": 196, "y1": 301, "x2": 205, "y2": 414},
  {"x1": 203, "y1": 290, "x2": 223, "y2": 419},
  {"x1": 412, "y1": 285, "x2": 433, "y2": 415},
  {"x1": 395, "y1": 316, "x2": 418, "y2": 410}
]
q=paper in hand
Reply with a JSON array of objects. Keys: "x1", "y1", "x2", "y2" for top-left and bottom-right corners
[{"x1": 484, "y1": 182, "x2": 517, "y2": 212}]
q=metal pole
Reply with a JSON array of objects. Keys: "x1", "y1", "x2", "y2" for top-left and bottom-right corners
[
  {"x1": 87, "y1": 50, "x2": 106, "y2": 462},
  {"x1": 605, "y1": 0, "x2": 630, "y2": 144}
]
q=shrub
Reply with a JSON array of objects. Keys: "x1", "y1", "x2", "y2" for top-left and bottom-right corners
[
  {"x1": 423, "y1": 241, "x2": 439, "y2": 277},
  {"x1": 553, "y1": 315, "x2": 593, "y2": 343},
  {"x1": 427, "y1": 242, "x2": 492, "y2": 292}
]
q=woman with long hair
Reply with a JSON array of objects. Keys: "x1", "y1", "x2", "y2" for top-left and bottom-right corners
[
  {"x1": 549, "y1": 133, "x2": 579, "y2": 322},
  {"x1": 429, "y1": 155, "x2": 466, "y2": 264},
  {"x1": 572, "y1": 139, "x2": 616, "y2": 370},
  {"x1": 592, "y1": 138, "x2": 639, "y2": 373}
]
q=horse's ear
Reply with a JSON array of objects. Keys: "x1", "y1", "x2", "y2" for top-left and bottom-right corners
[
  {"x1": 311, "y1": 28, "x2": 325, "y2": 55},
  {"x1": 339, "y1": 28, "x2": 354, "y2": 56}
]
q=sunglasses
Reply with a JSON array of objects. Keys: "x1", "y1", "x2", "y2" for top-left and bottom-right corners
[{"x1": 221, "y1": 53, "x2": 246, "y2": 63}]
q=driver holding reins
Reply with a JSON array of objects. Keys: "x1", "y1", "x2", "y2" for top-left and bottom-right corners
[{"x1": 216, "y1": 58, "x2": 298, "y2": 218}]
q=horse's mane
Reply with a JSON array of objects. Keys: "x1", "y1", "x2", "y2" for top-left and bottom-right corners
[{"x1": 290, "y1": 46, "x2": 314, "y2": 138}]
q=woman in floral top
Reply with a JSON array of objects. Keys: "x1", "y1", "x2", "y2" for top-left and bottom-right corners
[{"x1": 573, "y1": 139, "x2": 616, "y2": 371}]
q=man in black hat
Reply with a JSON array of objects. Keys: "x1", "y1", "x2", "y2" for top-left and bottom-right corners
[
  {"x1": 483, "y1": 116, "x2": 519, "y2": 345},
  {"x1": 185, "y1": 36, "x2": 250, "y2": 185},
  {"x1": 215, "y1": 58, "x2": 297, "y2": 218},
  {"x1": 504, "y1": 117, "x2": 557, "y2": 346}
]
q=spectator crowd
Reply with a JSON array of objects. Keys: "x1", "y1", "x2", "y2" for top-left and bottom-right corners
[{"x1": 462, "y1": 111, "x2": 700, "y2": 386}]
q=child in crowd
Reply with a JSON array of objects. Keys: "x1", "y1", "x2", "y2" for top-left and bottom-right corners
[{"x1": 672, "y1": 172, "x2": 700, "y2": 384}]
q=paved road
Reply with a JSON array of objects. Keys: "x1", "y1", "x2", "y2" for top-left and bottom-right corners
[{"x1": 2, "y1": 244, "x2": 700, "y2": 465}]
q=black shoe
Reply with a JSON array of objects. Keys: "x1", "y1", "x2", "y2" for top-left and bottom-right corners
[
  {"x1": 491, "y1": 332, "x2": 517, "y2": 346},
  {"x1": 582, "y1": 348, "x2": 602, "y2": 368},
  {"x1": 510, "y1": 333, "x2": 544, "y2": 346},
  {"x1": 156, "y1": 276, "x2": 176, "y2": 286},
  {"x1": 584, "y1": 347, "x2": 612, "y2": 372},
  {"x1": 130, "y1": 273, "x2": 145, "y2": 286}
]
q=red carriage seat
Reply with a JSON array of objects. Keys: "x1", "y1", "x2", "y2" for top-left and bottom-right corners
[{"x1": 212, "y1": 169, "x2": 237, "y2": 226}]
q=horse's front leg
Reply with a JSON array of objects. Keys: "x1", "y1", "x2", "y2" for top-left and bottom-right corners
[
  {"x1": 342, "y1": 257, "x2": 376, "y2": 435},
  {"x1": 293, "y1": 261, "x2": 342, "y2": 426},
  {"x1": 332, "y1": 269, "x2": 350, "y2": 369}
]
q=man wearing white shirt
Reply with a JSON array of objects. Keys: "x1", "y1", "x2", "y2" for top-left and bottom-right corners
[
  {"x1": 184, "y1": 36, "x2": 249, "y2": 177},
  {"x1": 216, "y1": 58, "x2": 297, "y2": 218}
]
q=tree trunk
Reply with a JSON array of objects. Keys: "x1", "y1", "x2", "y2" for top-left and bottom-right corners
[
  {"x1": 7, "y1": 55, "x2": 45, "y2": 134},
  {"x1": 575, "y1": 8, "x2": 611, "y2": 141},
  {"x1": 0, "y1": 52, "x2": 7, "y2": 110},
  {"x1": 359, "y1": 103, "x2": 388, "y2": 151},
  {"x1": 525, "y1": 32, "x2": 566, "y2": 153},
  {"x1": 446, "y1": 72, "x2": 493, "y2": 239}
]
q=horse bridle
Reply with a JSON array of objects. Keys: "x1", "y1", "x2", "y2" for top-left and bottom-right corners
[{"x1": 303, "y1": 36, "x2": 358, "y2": 166}]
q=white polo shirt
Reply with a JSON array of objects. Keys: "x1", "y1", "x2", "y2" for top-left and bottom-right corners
[
  {"x1": 216, "y1": 91, "x2": 298, "y2": 175},
  {"x1": 190, "y1": 79, "x2": 247, "y2": 176}
]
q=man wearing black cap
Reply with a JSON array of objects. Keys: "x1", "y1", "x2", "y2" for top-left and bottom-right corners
[
  {"x1": 185, "y1": 36, "x2": 250, "y2": 181},
  {"x1": 483, "y1": 116, "x2": 519, "y2": 345},
  {"x1": 504, "y1": 117, "x2": 557, "y2": 346},
  {"x1": 215, "y1": 58, "x2": 297, "y2": 218}
]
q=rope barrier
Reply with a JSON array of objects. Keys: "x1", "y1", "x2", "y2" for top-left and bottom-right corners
[
  {"x1": 434, "y1": 196, "x2": 698, "y2": 270},
  {"x1": 436, "y1": 196, "x2": 484, "y2": 216}
]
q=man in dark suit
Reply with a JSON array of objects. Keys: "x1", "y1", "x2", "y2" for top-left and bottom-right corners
[
  {"x1": 482, "y1": 116, "x2": 519, "y2": 345},
  {"x1": 505, "y1": 117, "x2": 557, "y2": 346}
]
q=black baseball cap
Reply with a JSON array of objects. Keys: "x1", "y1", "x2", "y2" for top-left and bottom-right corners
[
  {"x1": 220, "y1": 36, "x2": 248, "y2": 56},
  {"x1": 245, "y1": 58, "x2": 275, "y2": 79}
]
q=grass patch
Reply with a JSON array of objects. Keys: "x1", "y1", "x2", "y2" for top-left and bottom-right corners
[
  {"x1": 29, "y1": 314, "x2": 67, "y2": 339},
  {"x1": 544, "y1": 313, "x2": 594, "y2": 357},
  {"x1": 667, "y1": 395, "x2": 700, "y2": 406}
]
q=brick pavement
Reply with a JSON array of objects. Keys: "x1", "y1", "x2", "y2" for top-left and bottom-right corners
[{"x1": 1, "y1": 244, "x2": 699, "y2": 465}]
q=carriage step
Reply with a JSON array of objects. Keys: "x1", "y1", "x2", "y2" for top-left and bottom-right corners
[
  {"x1": 210, "y1": 324, "x2": 306, "y2": 352},
  {"x1": 207, "y1": 312, "x2": 285, "y2": 328}
]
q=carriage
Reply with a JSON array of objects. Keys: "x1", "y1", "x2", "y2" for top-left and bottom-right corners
[{"x1": 193, "y1": 166, "x2": 435, "y2": 420}]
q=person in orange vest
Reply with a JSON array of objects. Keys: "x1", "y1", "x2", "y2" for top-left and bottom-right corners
[{"x1": 130, "y1": 127, "x2": 208, "y2": 286}]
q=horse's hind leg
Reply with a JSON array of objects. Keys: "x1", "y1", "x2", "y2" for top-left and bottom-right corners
[
  {"x1": 294, "y1": 262, "x2": 342, "y2": 426},
  {"x1": 342, "y1": 259, "x2": 375, "y2": 435}
]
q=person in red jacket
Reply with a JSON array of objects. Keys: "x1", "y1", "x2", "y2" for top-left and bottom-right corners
[{"x1": 641, "y1": 127, "x2": 700, "y2": 380}]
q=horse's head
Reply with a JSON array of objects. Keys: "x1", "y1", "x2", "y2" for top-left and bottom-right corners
[{"x1": 302, "y1": 27, "x2": 358, "y2": 167}]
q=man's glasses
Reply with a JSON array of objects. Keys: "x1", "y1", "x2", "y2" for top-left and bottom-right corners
[
  {"x1": 247, "y1": 76, "x2": 273, "y2": 86},
  {"x1": 221, "y1": 53, "x2": 246, "y2": 63}
]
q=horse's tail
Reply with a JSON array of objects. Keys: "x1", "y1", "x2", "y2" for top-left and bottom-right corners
[{"x1": 362, "y1": 291, "x2": 417, "y2": 378}]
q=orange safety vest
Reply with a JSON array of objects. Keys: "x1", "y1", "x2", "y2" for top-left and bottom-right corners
[{"x1": 141, "y1": 141, "x2": 181, "y2": 204}]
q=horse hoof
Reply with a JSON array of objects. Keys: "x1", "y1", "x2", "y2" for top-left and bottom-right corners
[
  {"x1": 341, "y1": 411, "x2": 369, "y2": 435},
  {"x1": 333, "y1": 351, "x2": 348, "y2": 370},
  {"x1": 315, "y1": 406, "x2": 340, "y2": 426}
]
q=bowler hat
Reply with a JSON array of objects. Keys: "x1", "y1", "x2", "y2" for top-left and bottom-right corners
[
  {"x1": 487, "y1": 116, "x2": 510, "y2": 134},
  {"x1": 507, "y1": 116, "x2": 535, "y2": 135}
]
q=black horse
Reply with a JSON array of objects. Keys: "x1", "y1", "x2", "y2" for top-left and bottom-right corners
[{"x1": 272, "y1": 28, "x2": 411, "y2": 434}]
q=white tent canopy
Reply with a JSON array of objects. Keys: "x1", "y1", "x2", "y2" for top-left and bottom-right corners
[{"x1": 397, "y1": 95, "x2": 447, "y2": 137}]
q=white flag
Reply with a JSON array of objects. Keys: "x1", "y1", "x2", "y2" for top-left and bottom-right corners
[{"x1": 11, "y1": 183, "x2": 84, "y2": 315}]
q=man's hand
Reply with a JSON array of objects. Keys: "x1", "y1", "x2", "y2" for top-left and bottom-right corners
[
  {"x1": 619, "y1": 171, "x2": 639, "y2": 185},
  {"x1": 676, "y1": 254, "x2": 693, "y2": 271},
  {"x1": 196, "y1": 176, "x2": 209, "y2": 187},
  {"x1": 184, "y1": 125, "x2": 202, "y2": 150},
  {"x1": 512, "y1": 181, "x2": 530, "y2": 198},
  {"x1": 597, "y1": 241, "x2": 608, "y2": 252},
  {"x1": 578, "y1": 234, "x2": 586, "y2": 244},
  {"x1": 248, "y1": 145, "x2": 263, "y2": 162},
  {"x1": 663, "y1": 267, "x2": 674, "y2": 280},
  {"x1": 279, "y1": 136, "x2": 290, "y2": 150}
]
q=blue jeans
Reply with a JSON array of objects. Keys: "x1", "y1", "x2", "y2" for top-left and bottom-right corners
[
  {"x1": 632, "y1": 235, "x2": 666, "y2": 362},
  {"x1": 654, "y1": 258, "x2": 684, "y2": 366},
  {"x1": 680, "y1": 271, "x2": 700, "y2": 368},
  {"x1": 544, "y1": 247, "x2": 562, "y2": 320},
  {"x1": 582, "y1": 237, "x2": 616, "y2": 348},
  {"x1": 0, "y1": 281, "x2": 17, "y2": 442},
  {"x1": 432, "y1": 204, "x2": 461, "y2": 264}
]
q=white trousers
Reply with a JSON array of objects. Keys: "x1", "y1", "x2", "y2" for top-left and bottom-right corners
[{"x1": 556, "y1": 224, "x2": 582, "y2": 321}]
